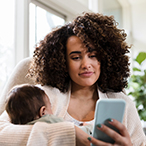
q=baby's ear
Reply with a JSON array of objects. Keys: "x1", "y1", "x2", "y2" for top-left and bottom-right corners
[{"x1": 39, "y1": 106, "x2": 46, "y2": 117}]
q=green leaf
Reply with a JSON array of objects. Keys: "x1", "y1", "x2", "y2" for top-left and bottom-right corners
[
  {"x1": 135, "y1": 52, "x2": 146, "y2": 65},
  {"x1": 133, "y1": 67, "x2": 141, "y2": 72}
]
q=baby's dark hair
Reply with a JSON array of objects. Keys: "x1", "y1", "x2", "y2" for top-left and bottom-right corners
[
  {"x1": 5, "y1": 85, "x2": 47, "y2": 124},
  {"x1": 28, "y1": 12, "x2": 131, "y2": 93}
]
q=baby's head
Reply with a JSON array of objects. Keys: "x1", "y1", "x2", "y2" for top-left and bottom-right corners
[{"x1": 5, "y1": 84, "x2": 52, "y2": 124}]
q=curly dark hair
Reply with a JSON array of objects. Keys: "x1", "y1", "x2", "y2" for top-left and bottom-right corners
[{"x1": 28, "y1": 12, "x2": 131, "y2": 93}]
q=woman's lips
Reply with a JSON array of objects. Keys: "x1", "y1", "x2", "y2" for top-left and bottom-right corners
[{"x1": 79, "y1": 71, "x2": 94, "y2": 77}]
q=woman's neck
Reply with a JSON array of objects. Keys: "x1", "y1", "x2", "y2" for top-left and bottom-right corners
[
  {"x1": 71, "y1": 82, "x2": 98, "y2": 100},
  {"x1": 68, "y1": 82, "x2": 99, "y2": 121}
]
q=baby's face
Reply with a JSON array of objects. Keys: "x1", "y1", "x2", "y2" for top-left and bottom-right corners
[{"x1": 44, "y1": 95, "x2": 53, "y2": 115}]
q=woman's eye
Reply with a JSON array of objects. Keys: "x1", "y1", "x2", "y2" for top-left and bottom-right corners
[
  {"x1": 72, "y1": 56, "x2": 80, "y2": 60},
  {"x1": 89, "y1": 55, "x2": 96, "y2": 58}
]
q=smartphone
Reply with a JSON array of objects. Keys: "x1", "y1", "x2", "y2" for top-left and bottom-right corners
[{"x1": 91, "y1": 99, "x2": 126, "y2": 145}]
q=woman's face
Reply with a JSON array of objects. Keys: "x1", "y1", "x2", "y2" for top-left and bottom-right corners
[{"x1": 66, "y1": 36, "x2": 101, "y2": 88}]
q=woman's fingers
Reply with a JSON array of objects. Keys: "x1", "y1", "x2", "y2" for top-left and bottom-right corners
[
  {"x1": 106, "y1": 119, "x2": 130, "y2": 137},
  {"x1": 75, "y1": 125, "x2": 112, "y2": 146},
  {"x1": 88, "y1": 136, "x2": 112, "y2": 146},
  {"x1": 75, "y1": 119, "x2": 132, "y2": 146},
  {"x1": 97, "y1": 123, "x2": 123, "y2": 143},
  {"x1": 95, "y1": 119, "x2": 132, "y2": 146}
]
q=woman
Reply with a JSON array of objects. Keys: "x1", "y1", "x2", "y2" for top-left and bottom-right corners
[
  {"x1": 27, "y1": 12, "x2": 145, "y2": 145},
  {"x1": 0, "y1": 12, "x2": 145, "y2": 145}
]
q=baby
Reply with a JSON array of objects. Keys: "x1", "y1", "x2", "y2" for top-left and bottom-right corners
[
  {"x1": 5, "y1": 84, "x2": 63, "y2": 125},
  {"x1": 5, "y1": 84, "x2": 92, "y2": 134}
]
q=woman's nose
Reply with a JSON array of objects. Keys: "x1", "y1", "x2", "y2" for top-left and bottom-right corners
[{"x1": 81, "y1": 57, "x2": 91, "y2": 69}]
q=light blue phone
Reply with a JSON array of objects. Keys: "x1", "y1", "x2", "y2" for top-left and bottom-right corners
[{"x1": 91, "y1": 99, "x2": 126, "y2": 145}]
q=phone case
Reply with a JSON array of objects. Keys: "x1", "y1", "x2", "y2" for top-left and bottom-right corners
[{"x1": 91, "y1": 99, "x2": 126, "y2": 145}]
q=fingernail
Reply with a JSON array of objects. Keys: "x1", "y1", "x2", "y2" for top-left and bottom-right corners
[
  {"x1": 107, "y1": 118, "x2": 113, "y2": 122},
  {"x1": 87, "y1": 137, "x2": 92, "y2": 141},
  {"x1": 97, "y1": 124, "x2": 102, "y2": 128}
]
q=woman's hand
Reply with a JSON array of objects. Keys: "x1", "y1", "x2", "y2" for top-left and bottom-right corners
[
  {"x1": 75, "y1": 126, "x2": 105, "y2": 146},
  {"x1": 75, "y1": 119, "x2": 132, "y2": 146},
  {"x1": 74, "y1": 125, "x2": 115, "y2": 146},
  {"x1": 75, "y1": 126, "x2": 90, "y2": 146},
  {"x1": 90, "y1": 119, "x2": 132, "y2": 146}
]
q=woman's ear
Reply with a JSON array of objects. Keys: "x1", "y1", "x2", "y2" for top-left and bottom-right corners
[{"x1": 39, "y1": 106, "x2": 46, "y2": 117}]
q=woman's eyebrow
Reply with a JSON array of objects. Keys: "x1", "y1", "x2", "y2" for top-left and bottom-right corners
[{"x1": 69, "y1": 51, "x2": 81, "y2": 55}]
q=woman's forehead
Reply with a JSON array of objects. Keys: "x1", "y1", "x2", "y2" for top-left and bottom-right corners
[
  {"x1": 67, "y1": 36, "x2": 82, "y2": 46},
  {"x1": 66, "y1": 36, "x2": 95, "y2": 53}
]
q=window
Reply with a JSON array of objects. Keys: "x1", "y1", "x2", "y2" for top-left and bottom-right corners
[
  {"x1": 0, "y1": 1, "x2": 66, "y2": 93},
  {"x1": 0, "y1": 0, "x2": 15, "y2": 93},
  {"x1": 29, "y1": 3, "x2": 65, "y2": 56}
]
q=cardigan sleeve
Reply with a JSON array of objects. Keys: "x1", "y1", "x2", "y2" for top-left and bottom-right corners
[
  {"x1": 107, "y1": 91, "x2": 146, "y2": 146},
  {"x1": 0, "y1": 111, "x2": 75, "y2": 146},
  {"x1": 27, "y1": 122, "x2": 75, "y2": 146},
  {"x1": 122, "y1": 93, "x2": 146, "y2": 146}
]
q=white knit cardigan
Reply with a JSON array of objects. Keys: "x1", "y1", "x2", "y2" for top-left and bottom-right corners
[
  {"x1": 41, "y1": 85, "x2": 146, "y2": 146},
  {"x1": 0, "y1": 57, "x2": 146, "y2": 146}
]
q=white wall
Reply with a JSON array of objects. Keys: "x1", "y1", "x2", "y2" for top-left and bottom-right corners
[{"x1": 131, "y1": 1, "x2": 146, "y2": 58}]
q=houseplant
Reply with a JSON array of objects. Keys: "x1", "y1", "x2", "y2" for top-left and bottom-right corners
[{"x1": 128, "y1": 52, "x2": 146, "y2": 121}]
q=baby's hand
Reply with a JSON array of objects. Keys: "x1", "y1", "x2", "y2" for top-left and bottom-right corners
[
  {"x1": 82, "y1": 123, "x2": 93, "y2": 135},
  {"x1": 83, "y1": 122, "x2": 88, "y2": 126}
]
